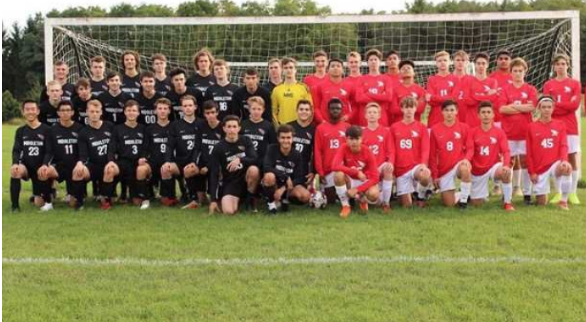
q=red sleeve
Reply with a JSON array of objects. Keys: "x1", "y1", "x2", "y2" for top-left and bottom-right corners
[
  {"x1": 428, "y1": 128, "x2": 439, "y2": 179},
  {"x1": 528, "y1": 86, "x2": 538, "y2": 106},
  {"x1": 416, "y1": 86, "x2": 428, "y2": 115},
  {"x1": 332, "y1": 145, "x2": 359, "y2": 177},
  {"x1": 499, "y1": 130, "x2": 511, "y2": 166},
  {"x1": 314, "y1": 126, "x2": 325, "y2": 176},
  {"x1": 465, "y1": 126, "x2": 474, "y2": 161},
  {"x1": 356, "y1": 149, "x2": 380, "y2": 193},
  {"x1": 312, "y1": 84, "x2": 325, "y2": 124},
  {"x1": 559, "y1": 125, "x2": 568, "y2": 162},
  {"x1": 388, "y1": 127, "x2": 396, "y2": 166},
  {"x1": 525, "y1": 125, "x2": 536, "y2": 175},
  {"x1": 555, "y1": 82, "x2": 581, "y2": 115},
  {"x1": 355, "y1": 80, "x2": 371, "y2": 104},
  {"x1": 427, "y1": 77, "x2": 456, "y2": 105},
  {"x1": 420, "y1": 124, "x2": 430, "y2": 165}
]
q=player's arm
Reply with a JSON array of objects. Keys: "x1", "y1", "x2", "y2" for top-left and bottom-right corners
[
  {"x1": 208, "y1": 146, "x2": 222, "y2": 202},
  {"x1": 164, "y1": 125, "x2": 177, "y2": 164},
  {"x1": 11, "y1": 127, "x2": 24, "y2": 165},
  {"x1": 262, "y1": 145, "x2": 278, "y2": 175},
  {"x1": 312, "y1": 85, "x2": 324, "y2": 124},
  {"x1": 331, "y1": 146, "x2": 359, "y2": 177},
  {"x1": 355, "y1": 151, "x2": 380, "y2": 193},
  {"x1": 428, "y1": 129, "x2": 439, "y2": 180},
  {"x1": 263, "y1": 91, "x2": 273, "y2": 123},
  {"x1": 107, "y1": 127, "x2": 119, "y2": 162},
  {"x1": 420, "y1": 125, "x2": 430, "y2": 166},
  {"x1": 313, "y1": 127, "x2": 325, "y2": 176},
  {"x1": 387, "y1": 128, "x2": 397, "y2": 166},
  {"x1": 426, "y1": 77, "x2": 448, "y2": 105},
  {"x1": 43, "y1": 130, "x2": 55, "y2": 166},
  {"x1": 271, "y1": 89, "x2": 280, "y2": 125},
  {"x1": 464, "y1": 128, "x2": 475, "y2": 161},
  {"x1": 499, "y1": 130, "x2": 511, "y2": 166},
  {"x1": 78, "y1": 130, "x2": 89, "y2": 164},
  {"x1": 293, "y1": 152, "x2": 307, "y2": 187},
  {"x1": 416, "y1": 87, "x2": 428, "y2": 115},
  {"x1": 559, "y1": 126, "x2": 569, "y2": 162},
  {"x1": 240, "y1": 138, "x2": 258, "y2": 167},
  {"x1": 525, "y1": 127, "x2": 536, "y2": 176}
]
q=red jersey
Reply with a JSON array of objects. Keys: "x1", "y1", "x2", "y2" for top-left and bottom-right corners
[
  {"x1": 468, "y1": 125, "x2": 511, "y2": 176},
  {"x1": 312, "y1": 77, "x2": 354, "y2": 124},
  {"x1": 429, "y1": 121, "x2": 472, "y2": 179},
  {"x1": 499, "y1": 82, "x2": 538, "y2": 140},
  {"x1": 362, "y1": 125, "x2": 392, "y2": 166},
  {"x1": 526, "y1": 119, "x2": 568, "y2": 175},
  {"x1": 389, "y1": 120, "x2": 430, "y2": 177},
  {"x1": 489, "y1": 70, "x2": 513, "y2": 90},
  {"x1": 391, "y1": 82, "x2": 427, "y2": 123},
  {"x1": 463, "y1": 77, "x2": 500, "y2": 127},
  {"x1": 332, "y1": 143, "x2": 380, "y2": 192},
  {"x1": 385, "y1": 73, "x2": 402, "y2": 88},
  {"x1": 342, "y1": 75, "x2": 362, "y2": 124},
  {"x1": 303, "y1": 74, "x2": 327, "y2": 93},
  {"x1": 542, "y1": 77, "x2": 582, "y2": 135},
  {"x1": 313, "y1": 121, "x2": 351, "y2": 176},
  {"x1": 353, "y1": 74, "x2": 394, "y2": 126},
  {"x1": 426, "y1": 74, "x2": 458, "y2": 128},
  {"x1": 453, "y1": 74, "x2": 475, "y2": 123}
]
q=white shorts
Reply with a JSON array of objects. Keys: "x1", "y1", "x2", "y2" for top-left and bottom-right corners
[
  {"x1": 533, "y1": 161, "x2": 560, "y2": 196},
  {"x1": 438, "y1": 161, "x2": 465, "y2": 192},
  {"x1": 508, "y1": 140, "x2": 526, "y2": 157},
  {"x1": 567, "y1": 135, "x2": 580, "y2": 154},
  {"x1": 471, "y1": 162, "x2": 502, "y2": 200},
  {"x1": 350, "y1": 178, "x2": 366, "y2": 189},
  {"x1": 396, "y1": 164, "x2": 424, "y2": 196},
  {"x1": 324, "y1": 172, "x2": 335, "y2": 188}
]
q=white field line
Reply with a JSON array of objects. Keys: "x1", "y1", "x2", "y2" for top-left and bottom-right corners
[{"x1": 3, "y1": 256, "x2": 586, "y2": 267}]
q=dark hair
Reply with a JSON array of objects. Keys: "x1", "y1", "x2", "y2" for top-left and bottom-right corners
[
  {"x1": 365, "y1": 49, "x2": 382, "y2": 60},
  {"x1": 313, "y1": 50, "x2": 328, "y2": 59},
  {"x1": 58, "y1": 100, "x2": 74, "y2": 111},
  {"x1": 398, "y1": 60, "x2": 415, "y2": 70},
  {"x1": 121, "y1": 50, "x2": 141, "y2": 71},
  {"x1": 155, "y1": 97, "x2": 172, "y2": 108},
  {"x1": 496, "y1": 49, "x2": 512, "y2": 58},
  {"x1": 473, "y1": 52, "x2": 490, "y2": 63},
  {"x1": 346, "y1": 125, "x2": 362, "y2": 139},
  {"x1": 243, "y1": 68, "x2": 258, "y2": 77},
  {"x1": 328, "y1": 98, "x2": 343, "y2": 108},
  {"x1": 296, "y1": 99, "x2": 312, "y2": 110},
  {"x1": 478, "y1": 101, "x2": 493, "y2": 112},
  {"x1": 139, "y1": 71, "x2": 155, "y2": 82},
  {"x1": 328, "y1": 58, "x2": 344, "y2": 68},
  {"x1": 124, "y1": 100, "x2": 140, "y2": 111},
  {"x1": 21, "y1": 100, "x2": 38, "y2": 110},
  {"x1": 202, "y1": 100, "x2": 218, "y2": 112},
  {"x1": 441, "y1": 99, "x2": 458, "y2": 110},
  {"x1": 169, "y1": 68, "x2": 187, "y2": 80},
  {"x1": 106, "y1": 71, "x2": 121, "y2": 81},
  {"x1": 222, "y1": 115, "x2": 240, "y2": 126},
  {"x1": 75, "y1": 78, "x2": 91, "y2": 89},
  {"x1": 385, "y1": 50, "x2": 400, "y2": 59},
  {"x1": 277, "y1": 124, "x2": 295, "y2": 136}
]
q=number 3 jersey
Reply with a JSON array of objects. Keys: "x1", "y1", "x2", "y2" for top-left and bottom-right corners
[
  {"x1": 78, "y1": 121, "x2": 115, "y2": 165},
  {"x1": 526, "y1": 119, "x2": 568, "y2": 176},
  {"x1": 313, "y1": 121, "x2": 351, "y2": 177},
  {"x1": 12, "y1": 123, "x2": 52, "y2": 168},
  {"x1": 44, "y1": 122, "x2": 84, "y2": 167},
  {"x1": 468, "y1": 125, "x2": 510, "y2": 176},
  {"x1": 108, "y1": 123, "x2": 147, "y2": 162},
  {"x1": 388, "y1": 120, "x2": 429, "y2": 177}
]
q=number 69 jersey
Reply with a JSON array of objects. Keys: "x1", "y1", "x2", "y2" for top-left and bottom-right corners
[
  {"x1": 526, "y1": 119, "x2": 568, "y2": 176},
  {"x1": 12, "y1": 123, "x2": 52, "y2": 168},
  {"x1": 78, "y1": 121, "x2": 114, "y2": 165},
  {"x1": 468, "y1": 126, "x2": 510, "y2": 176},
  {"x1": 313, "y1": 121, "x2": 351, "y2": 177},
  {"x1": 388, "y1": 120, "x2": 429, "y2": 177}
]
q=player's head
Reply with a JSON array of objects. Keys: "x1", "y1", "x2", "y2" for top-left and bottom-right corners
[
  {"x1": 121, "y1": 50, "x2": 140, "y2": 71},
  {"x1": 327, "y1": 98, "x2": 343, "y2": 121},
  {"x1": 365, "y1": 49, "x2": 382, "y2": 72},
  {"x1": 193, "y1": 48, "x2": 214, "y2": 72},
  {"x1": 281, "y1": 57, "x2": 297, "y2": 79},
  {"x1": 400, "y1": 96, "x2": 417, "y2": 120},
  {"x1": 385, "y1": 50, "x2": 401, "y2": 70},
  {"x1": 346, "y1": 126, "x2": 363, "y2": 152},
  {"x1": 473, "y1": 52, "x2": 490, "y2": 75},
  {"x1": 46, "y1": 80, "x2": 63, "y2": 103},
  {"x1": 327, "y1": 58, "x2": 344, "y2": 78},
  {"x1": 441, "y1": 99, "x2": 458, "y2": 123},
  {"x1": 552, "y1": 53, "x2": 570, "y2": 77},
  {"x1": 496, "y1": 49, "x2": 512, "y2": 71},
  {"x1": 296, "y1": 99, "x2": 313, "y2": 123},
  {"x1": 478, "y1": 101, "x2": 494, "y2": 125},
  {"x1": 154, "y1": 97, "x2": 171, "y2": 121},
  {"x1": 21, "y1": 100, "x2": 39, "y2": 121},
  {"x1": 86, "y1": 99, "x2": 103, "y2": 122},
  {"x1": 434, "y1": 51, "x2": 450, "y2": 72},
  {"x1": 140, "y1": 71, "x2": 156, "y2": 92},
  {"x1": 247, "y1": 96, "x2": 265, "y2": 121},
  {"x1": 313, "y1": 50, "x2": 329, "y2": 71},
  {"x1": 399, "y1": 60, "x2": 415, "y2": 79},
  {"x1": 267, "y1": 58, "x2": 282, "y2": 79},
  {"x1": 365, "y1": 102, "x2": 381, "y2": 124},
  {"x1": 90, "y1": 56, "x2": 106, "y2": 78},
  {"x1": 169, "y1": 68, "x2": 187, "y2": 89},
  {"x1": 53, "y1": 61, "x2": 69, "y2": 80},
  {"x1": 277, "y1": 124, "x2": 295, "y2": 150},
  {"x1": 202, "y1": 100, "x2": 219, "y2": 123},
  {"x1": 123, "y1": 100, "x2": 140, "y2": 122},
  {"x1": 452, "y1": 50, "x2": 469, "y2": 71},
  {"x1": 212, "y1": 59, "x2": 230, "y2": 80},
  {"x1": 222, "y1": 115, "x2": 241, "y2": 138},
  {"x1": 180, "y1": 95, "x2": 198, "y2": 117},
  {"x1": 243, "y1": 68, "x2": 259, "y2": 88},
  {"x1": 75, "y1": 78, "x2": 91, "y2": 98},
  {"x1": 537, "y1": 95, "x2": 555, "y2": 119},
  {"x1": 106, "y1": 72, "x2": 122, "y2": 91},
  {"x1": 57, "y1": 100, "x2": 75, "y2": 122},
  {"x1": 510, "y1": 57, "x2": 528, "y2": 82},
  {"x1": 346, "y1": 51, "x2": 361, "y2": 73},
  {"x1": 151, "y1": 53, "x2": 167, "y2": 73}
]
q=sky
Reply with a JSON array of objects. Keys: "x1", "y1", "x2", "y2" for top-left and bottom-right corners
[{"x1": 2, "y1": 0, "x2": 435, "y2": 27}]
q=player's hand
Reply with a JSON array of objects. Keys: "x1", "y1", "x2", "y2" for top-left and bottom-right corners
[
  {"x1": 382, "y1": 162, "x2": 394, "y2": 173},
  {"x1": 286, "y1": 177, "x2": 293, "y2": 190},
  {"x1": 461, "y1": 159, "x2": 472, "y2": 169},
  {"x1": 227, "y1": 158, "x2": 241, "y2": 172},
  {"x1": 274, "y1": 186, "x2": 286, "y2": 201},
  {"x1": 200, "y1": 167, "x2": 208, "y2": 175},
  {"x1": 10, "y1": 164, "x2": 20, "y2": 178},
  {"x1": 341, "y1": 115, "x2": 349, "y2": 122},
  {"x1": 209, "y1": 202, "x2": 219, "y2": 214},
  {"x1": 305, "y1": 172, "x2": 315, "y2": 186},
  {"x1": 433, "y1": 178, "x2": 441, "y2": 189},
  {"x1": 501, "y1": 166, "x2": 511, "y2": 179},
  {"x1": 357, "y1": 171, "x2": 367, "y2": 181},
  {"x1": 530, "y1": 173, "x2": 538, "y2": 184},
  {"x1": 138, "y1": 158, "x2": 147, "y2": 166},
  {"x1": 37, "y1": 165, "x2": 48, "y2": 180},
  {"x1": 425, "y1": 93, "x2": 432, "y2": 102},
  {"x1": 347, "y1": 188, "x2": 358, "y2": 198}
]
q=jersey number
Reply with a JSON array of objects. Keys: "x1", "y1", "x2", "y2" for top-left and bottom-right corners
[
  {"x1": 97, "y1": 145, "x2": 107, "y2": 156},
  {"x1": 132, "y1": 145, "x2": 138, "y2": 155},
  {"x1": 480, "y1": 146, "x2": 490, "y2": 156},
  {"x1": 541, "y1": 138, "x2": 554, "y2": 149},
  {"x1": 187, "y1": 141, "x2": 194, "y2": 150},
  {"x1": 400, "y1": 139, "x2": 412, "y2": 149},
  {"x1": 28, "y1": 147, "x2": 40, "y2": 156},
  {"x1": 446, "y1": 141, "x2": 454, "y2": 151},
  {"x1": 370, "y1": 145, "x2": 379, "y2": 155},
  {"x1": 65, "y1": 144, "x2": 74, "y2": 155},
  {"x1": 145, "y1": 115, "x2": 156, "y2": 124},
  {"x1": 329, "y1": 139, "x2": 339, "y2": 149},
  {"x1": 160, "y1": 144, "x2": 166, "y2": 154},
  {"x1": 295, "y1": 143, "x2": 304, "y2": 153}
]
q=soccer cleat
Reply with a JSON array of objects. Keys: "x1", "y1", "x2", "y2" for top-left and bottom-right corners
[
  {"x1": 549, "y1": 193, "x2": 562, "y2": 205},
  {"x1": 140, "y1": 200, "x2": 150, "y2": 210},
  {"x1": 382, "y1": 204, "x2": 392, "y2": 214},
  {"x1": 504, "y1": 203, "x2": 515, "y2": 212},
  {"x1": 568, "y1": 193, "x2": 581, "y2": 205},
  {"x1": 458, "y1": 202, "x2": 468, "y2": 211},
  {"x1": 523, "y1": 195, "x2": 532, "y2": 205},
  {"x1": 160, "y1": 197, "x2": 179, "y2": 207},
  {"x1": 358, "y1": 199, "x2": 369, "y2": 213},
  {"x1": 100, "y1": 200, "x2": 112, "y2": 210},
  {"x1": 339, "y1": 205, "x2": 351, "y2": 219},
  {"x1": 268, "y1": 207, "x2": 278, "y2": 216},
  {"x1": 40, "y1": 203, "x2": 54, "y2": 212},
  {"x1": 181, "y1": 201, "x2": 199, "y2": 209},
  {"x1": 558, "y1": 201, "x2": 569, "y2": 211}
]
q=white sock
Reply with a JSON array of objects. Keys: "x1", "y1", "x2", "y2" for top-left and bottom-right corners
[
  {"x1": 416, "y1": 183, "x2": 427, "y2": 199},
  {"x1": 571, "y1": 170, "x2": 579, "y2": 194},
  {"x1": 382, "y1": 180, "x2": 393, "y2": 205},
  {"x1": 335, "y1": 185, "x2": 350, "y2": 207},
  {"x1": 513, "y1": 170, "x2": 521, "y2": 189},
  {"x1": 521, "y1": 169, "x2": 531, "y2": 196},
  {"x1": 560, "y1": 175, "x2": 571, "y2": 202},
  {"x1": 268, "y1": 202, "x2": 277, "y2": 210},
  {"x1": 502, "y1": 182, "x2": 513, "y2": 204},
  {"x1": 460, "y1": 182, "x2": 471, "y2": 203}
]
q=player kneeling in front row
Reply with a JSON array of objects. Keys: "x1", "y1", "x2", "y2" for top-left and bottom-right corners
[
  {"x1": 208, "y1": 116, "x2": 260, "y2": 215},
  {"x1": 262, "y1": 125, "x2": 311, "y2": 214},
  {"x1": 469, "y1": 101, "x2": 514, "y2": 211},
  {"x1": 333, "y1": 126, "x2": 380, "y2": 218},
  {"x1": 526, "y1": 96, "x2": 573, "y2": 210}
]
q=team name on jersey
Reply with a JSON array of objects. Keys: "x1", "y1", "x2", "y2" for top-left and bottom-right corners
[
  {"x1": 153, "y1": 137, "x2": 168, "y2": 144},
  {"x1": 226, "y1": 152, "x2": 246, "y2": 162},
  {"x1": 293, "y1": 137, "x2": 311, "y2": 145},
  {"x1": 181, "y1": 134, "x2": 196, "y2": 140},
  {"x1": 202, "y1": 138, "x2": 220, "y2": 145},
  {"x1": 244, "y1": 134, "x2": 264, "y2": 141},
  {"x1": 124, "y1": 139, "x2": 143, "y2": 145},
  {"x1": 213, "y1": 96, "x2": 232, "y2": 101},
  {"x1": 91, "y1": 139, "x2": 110, "y2": 147},
  {"x1": 57, "y1": 138, "x2": 78, "y2": 144},
  {"x1": 23, "y1": 140, "x2": 44, "y2": 146},
  {"x1": 275, "y1": 163, "x2": 295, "y2": 174}
]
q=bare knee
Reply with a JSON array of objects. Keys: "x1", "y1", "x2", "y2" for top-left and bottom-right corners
[
  {"x1": 263, "y1": 173, "x2": 276, "y2": 186},
  {"x1": 333, "y1": 171, "x2": 346, "y2": 185}
]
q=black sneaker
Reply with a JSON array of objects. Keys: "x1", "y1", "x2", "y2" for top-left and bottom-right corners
[
  {"x1": 458, "y1": 202, "x2": 468, "y2": 210},
  {"x1": 268, "y1": 207, "x2": 277, "y2": 216},
  {"x1": 523, "y1": 195, "x2": 532, "y2": 205}
]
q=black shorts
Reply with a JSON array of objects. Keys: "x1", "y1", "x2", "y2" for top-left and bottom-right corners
[
  {"x1": 23, "y1": 164, "x2": 43, "y2": 196},
  {"x1": 147, "y1": 160, "x2": 164, "y2": 184},
  {"x1": 87, "y1": 162, "x2": 106, "y2": 182},
  {"x1": 194, "y1": 173, "x2": 208, "y2": 193},
  {"x1": 52, "y1": 163, "x2": 73, "y2": 183},
  {"x1": 220, "y1": 178, "x2": 247, "y2": 199},
  {"x1": 117, "y1": 159, "x2": 138, "y2": 182}
]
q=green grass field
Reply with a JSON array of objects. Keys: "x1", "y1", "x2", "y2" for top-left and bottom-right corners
[{"x1": 3, "y1": 122, "x2": 586, "y2": 322}]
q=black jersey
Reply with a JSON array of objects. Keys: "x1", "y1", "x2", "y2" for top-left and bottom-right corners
[
  {"x1": 263, "y1": 144, "x2": 306, "y2": 186},
  {"x1": 240, "y1": 119, "x2": 277, "y2": 166},
  {"x1": 78, "y1": 121, "x2": 114, "y2": 165},
  {"x1": 135, "y1": 91, "x2": 163, "y2": 125},
  {"x1": 288, "y1": 120, "x2": 316, "y2": 174},
  {"x1": 40, "y1": 82, "x2": 77, "y2": 103},
  {"x1": 44, "y1": 122, "x2": 84, "y2": 166},
  {"x1": 12, "y1": 123, "x2": 51, "y2": 167},
  {"x1": 262, "y1": 81, "x2": 279, "y2": 94},
  {"x1": 98, "y1": 91, "x2": 131, "y2": 125},
  {"x1": 71, "y1": 95, "x2": 96, "y2": 125},
  {"x1": 166, "y1": 118, "x2": 205, "y2": 165},
  {"x1": 145, "y1": 122, "x2": 172, "y2": 165},
  {"x1": 39, "y1": 101, "x2": 60, "y2": 127},
  {"x1": 121, "y1": 74, "x2": 141, "y2": 98},
  {"x1": 205, "y1": 83, "x2": 239, "y2": 122},
  {"x1": 165, "y1": 87, "x2": 204, "y2": 121},
  {"x1": 196, "y1": 121, "x2": 223, "y2": 168},
  {"x1": 90, "y1": 79, "x2": 109, "y2": 97},
  {"x1": 208, "y1": 136, "x2": 257, "y2": 201},
  {"x1": 108, "y1": 123, "x2": 146, "y2": 162},
  {"x1": 155, "y1": 76, "x2": 172, "y2": 96},
  {"x1": 187, "y1": 73, "x2": 216, "y2": 96},
  {"x1": 232, "y1": 86, "x2": 273, "y2": 122}
]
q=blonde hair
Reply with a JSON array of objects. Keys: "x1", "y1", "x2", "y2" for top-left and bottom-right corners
[
  {"x1": 434, "y1": 51, "x2": 450, "y2": 60},
  {"x1": 510, "y1": 57, "x2": 528, "y2": 71},
  {"x1": 347, "y1": 51, "x2": 361, "y2": 61},
  {"x1": 247, "y1": 96, "x2": 265, "y2": 108},
  {"x1": 452, "y1": 50, "x2": 469, "y2": 60}
]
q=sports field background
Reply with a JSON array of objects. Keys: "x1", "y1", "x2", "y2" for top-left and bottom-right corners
[{"x1": 3, "y1": 121, "x2": 586, "y2": 321}]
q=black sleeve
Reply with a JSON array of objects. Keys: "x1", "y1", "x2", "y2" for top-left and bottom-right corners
[
  {"x1": 139, "y1": 127, "x2": 148, "y2": 159},
  {"x1": 43, "y1": 129, "x2": 55, "y2": 165},
  {"x1": 208, "y1": 145, "x2": 222, "y2": 201},
  {"x1": 39, "y1": 85, "x2": 48, "y2": 103},
  {"x1": 241, "y1": 138, "x2": 258, "y2": 167},
  {"x1": 293, "y1": 152, "x2": 307, "y2": 186},
  {"x1": 12, "y1": 127, "x2": 23, "y2": 165},
  {"x1": 263, "y1": 145, "x2": 277, "y2": 175},
  {"x1": 78, "y1": 130, "x2": 89, "y2": 164},
  {"x1": 107, "y1": 127, "x2": 118, "y2": 162},
  {"x1": 268, "y1": 125, "x2": 277, "y2": 146},
  {"x1": 165, "y1": 125, "x2": 176, "y2": 163},
  {"x1": 263, "y1": 91, "x2": 273, "y2": 124}
]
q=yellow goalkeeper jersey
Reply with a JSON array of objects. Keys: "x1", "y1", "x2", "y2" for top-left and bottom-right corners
[{"x1": 271, "y1": 81, "x2": 313, "y2": 125}]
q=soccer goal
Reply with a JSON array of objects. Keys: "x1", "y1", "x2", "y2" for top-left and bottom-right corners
[{"x1": 45, "y1": 11, "x2": 580, "y2": 89}]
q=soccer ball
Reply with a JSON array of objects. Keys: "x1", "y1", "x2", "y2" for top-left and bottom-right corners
[{"x1": 309, "y1": 190, "x2": 327, "y2": 209}]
